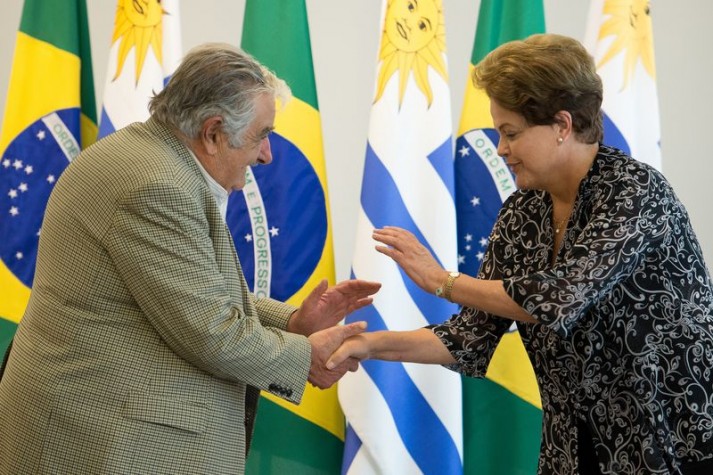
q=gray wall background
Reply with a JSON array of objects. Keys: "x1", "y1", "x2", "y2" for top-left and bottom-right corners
[{"x1": 1, "y1": 1, "x2": 711, "y2": 280}]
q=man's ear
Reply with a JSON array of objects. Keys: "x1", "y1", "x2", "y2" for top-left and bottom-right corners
[{"x1": 200, "y1": 116, "x2": 224, "y2": 156}]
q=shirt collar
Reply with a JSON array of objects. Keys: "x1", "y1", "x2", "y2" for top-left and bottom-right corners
[{"x1": 186, "y1": 148, "x2": 229, "y2": 223}]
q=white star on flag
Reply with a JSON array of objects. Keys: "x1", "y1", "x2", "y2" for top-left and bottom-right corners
[
  {"x1": 470, "y1": 196, "x2": 480, "y2": 206},
  {"x1": 269, "y1": 226, "x2": 279, "y2": 237},
  {"x1": 459, "y1": 145, "x2": 470, "y2": 157}
]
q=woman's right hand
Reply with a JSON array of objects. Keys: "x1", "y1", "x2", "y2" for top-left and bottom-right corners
[
  {"x1": 326, "y1": 334, "x2": 369, "y2": 370},
  {"x1": 372, "y1": 226, "x2": 447, "y2": 295}
]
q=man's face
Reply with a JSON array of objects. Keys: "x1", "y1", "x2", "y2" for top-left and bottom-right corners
[{"x1": 215, "y1": 93, "x2": 276, "y2": 192}]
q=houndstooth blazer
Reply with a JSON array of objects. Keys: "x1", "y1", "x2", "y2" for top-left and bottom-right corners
[{"x1": 0, "y1": 118, "x2": 311, "y2": 474}]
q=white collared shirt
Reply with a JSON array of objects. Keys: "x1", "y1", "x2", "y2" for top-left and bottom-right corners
[{"x1": 187, "y1": 148, "x2": 229, "y2": 223}]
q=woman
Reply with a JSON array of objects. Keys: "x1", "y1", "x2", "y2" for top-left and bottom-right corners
[{"x1": 328, "y1": 34, "x2": 713, "y2": 474}]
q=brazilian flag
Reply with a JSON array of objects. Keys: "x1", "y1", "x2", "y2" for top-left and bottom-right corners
[
  {"x1": 454, "y1": 1, "x2": 545, "y2": 474},
  {"x1": 0, "y1": 0, "x2": 97, "y2": 358},
  {"x1": 231, "y1": 1, "x2": 341, "y2": 473}
]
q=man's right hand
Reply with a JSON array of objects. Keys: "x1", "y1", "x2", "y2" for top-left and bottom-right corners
[{"x1": 307, "y1": 321, "x2": 367, "y2": 389}]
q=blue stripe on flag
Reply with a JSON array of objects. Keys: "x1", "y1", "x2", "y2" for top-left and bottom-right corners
[
  {"x1": 347, "y1": 299, "x2": 462, "y2": 474},
  {"x1": 341, "y1": 425, "x2": 362, "y2": 475},
  {"x1": 361, "y1": 143, "x2": 458, "y2": 325},
  {"x1": 602, "y1": 111, "x2": 630, "y2": 155},
  {"x1": 98, "y1": 107, "x2": 116, "y2": 139}
]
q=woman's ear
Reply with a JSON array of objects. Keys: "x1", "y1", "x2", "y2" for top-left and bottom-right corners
[{"x1": 554, "y1": 110, "x2": 573, "y2": 142}]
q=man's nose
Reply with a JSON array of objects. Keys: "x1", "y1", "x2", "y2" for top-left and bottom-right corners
[{"x1": 258, "y1": 136, "x2": 272, "y2": 164}]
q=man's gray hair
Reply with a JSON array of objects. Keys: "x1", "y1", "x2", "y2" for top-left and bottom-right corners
[{"x1": 149, "y1": 43, "x2": 290, "y2": 147}]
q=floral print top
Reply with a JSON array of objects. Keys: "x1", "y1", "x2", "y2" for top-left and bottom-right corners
[{"x1": 431, "y1": 145, "x2": 713, "y2": 474}]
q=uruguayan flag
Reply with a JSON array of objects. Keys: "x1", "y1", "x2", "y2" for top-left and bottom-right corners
[
  {"x1": 339, "y1": 1, "x2": 462, "y2": 473},
  {"x1": 584, "y1": 0, "x2": 661, "y2": 170},
  {"x1": 98, "y1": 0, "x2": 182, "y2": 138}
]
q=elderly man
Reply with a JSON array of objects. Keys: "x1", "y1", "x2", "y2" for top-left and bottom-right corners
[{"x1": 0, "y1": 43, "x2": 378, "y2": 474}]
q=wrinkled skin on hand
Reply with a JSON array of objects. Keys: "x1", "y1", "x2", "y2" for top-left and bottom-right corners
[
  {"x1": 308, "y1": 321, "x2": 366, "y2": 389},
  {"x1": 288, "y1": 279, "x2": 381, "y2": 337},
  {"x1": 326, "y1": 333, "x2": 370, "y2": 370}
]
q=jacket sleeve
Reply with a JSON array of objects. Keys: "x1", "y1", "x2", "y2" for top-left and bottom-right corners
[{"x1": 103, "y1": 180, "x2": 310, "y2": 403}]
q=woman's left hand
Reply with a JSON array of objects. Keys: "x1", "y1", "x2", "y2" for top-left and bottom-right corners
[{"x1": 372, "y1": 226, "x2": 446, "y2": 294}]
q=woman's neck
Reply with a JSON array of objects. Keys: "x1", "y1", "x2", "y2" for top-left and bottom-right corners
[{"x1": 548, "y1": 141, "x2": 599, "y2": 207}]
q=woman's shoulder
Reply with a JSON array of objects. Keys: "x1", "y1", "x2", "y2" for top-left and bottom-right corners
[
  {"x1": 594, "y1": 145, "x2": 666, "y2": 183},
  {"x1": 586, "y1": 144, "x2": 672, "y2": 195}
]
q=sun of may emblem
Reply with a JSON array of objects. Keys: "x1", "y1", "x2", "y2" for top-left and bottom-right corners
[
  {"x1": 112, "y1": 0, "x2": 165, "y2": 84},
  {"x1": 597, "y1": 0, "x2": 656, "y2": 88},
  {"x1": 374, "y1": 0, "x2": 448, "y2": 107}
]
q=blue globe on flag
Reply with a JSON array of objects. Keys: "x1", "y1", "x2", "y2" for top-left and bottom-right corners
[
  {"x1": 0, "y1": 108, "x2": 80, "y2": 287},
  {"x1": 227, "y1": 132, "x2": 327, "y2": 301}
]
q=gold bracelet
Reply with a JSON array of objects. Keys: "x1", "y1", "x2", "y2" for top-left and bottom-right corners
[{"x1": 435, "y1": 271, "x2": 460, "y2": 302}]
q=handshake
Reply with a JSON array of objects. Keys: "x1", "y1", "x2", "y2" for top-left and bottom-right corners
[
  {"x1": 307, "y1": 320, "x2": 368, "y2": 389},
  {"x1": 289, "y1": 278, "x2": 380, "y2": 389}
]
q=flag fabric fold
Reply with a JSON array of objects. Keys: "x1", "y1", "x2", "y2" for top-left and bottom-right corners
[
  {"x1": 454, "y1": 1, "x2": 544, "y2": 473},
  {"x1": 584, "y1": 0, "x2": 661, "y2": 170},
  {"x1": 98, "y1": 0, "x2": 182, "y2": 139},
  {"x1": 237, "y1": 1, "x2": 342, "y2": 473},
  {"x1": 0, "y1": 0, "x2": 96, "y2": 358},
  {"x1": 339, "y1": 1, "x2": 463, "y2": 473}
]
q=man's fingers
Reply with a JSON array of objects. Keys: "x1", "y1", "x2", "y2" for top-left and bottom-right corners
[
  {"x1": 307, "y1": 279, "x2": 329, "y2": 301},
  {"x1": 335, "y1": 279, "x2": 381, "y2": 297},
  {"x1": 348, "y1": 297, "x2": 374, "y2": 314},
  {"x1": 346, "y1": 357, "x2": 360, "y2": 372}
]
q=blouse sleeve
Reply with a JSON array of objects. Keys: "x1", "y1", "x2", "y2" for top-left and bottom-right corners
[
  {"x1": 503, "y1": 163, "x2": 673, "y2": 338},
  {"x1": 429, "y1": 206, "x2": 516, "y2": 377}
]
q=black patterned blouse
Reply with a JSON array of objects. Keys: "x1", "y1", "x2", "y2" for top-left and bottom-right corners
[{"x1": 431, "y1": 145, "x2": 713, "y2": 474}]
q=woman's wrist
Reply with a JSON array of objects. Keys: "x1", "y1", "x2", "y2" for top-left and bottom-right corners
[{"x1": 434, "y1": 269, "x2": 461, "y2": 301}]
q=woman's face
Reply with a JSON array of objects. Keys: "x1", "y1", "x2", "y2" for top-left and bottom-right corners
[{"x1": 490, "y1": 100, "x2": 560, "y2": 190}]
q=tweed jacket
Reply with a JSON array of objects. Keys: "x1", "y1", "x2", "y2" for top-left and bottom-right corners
[{"x1": 0, "y1": 118, "x2": 311, "y2": 474}]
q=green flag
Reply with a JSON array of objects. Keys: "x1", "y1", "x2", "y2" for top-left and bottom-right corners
[
  {"x1": 236, "y1": 1, "x2": 341, "y2": 473},
  {"x1": 454, "y1": 1, "x2": 545, "y2": 474},
  {"x1": 0, "y1": 0, "x2": 96, "y2": 358}
]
